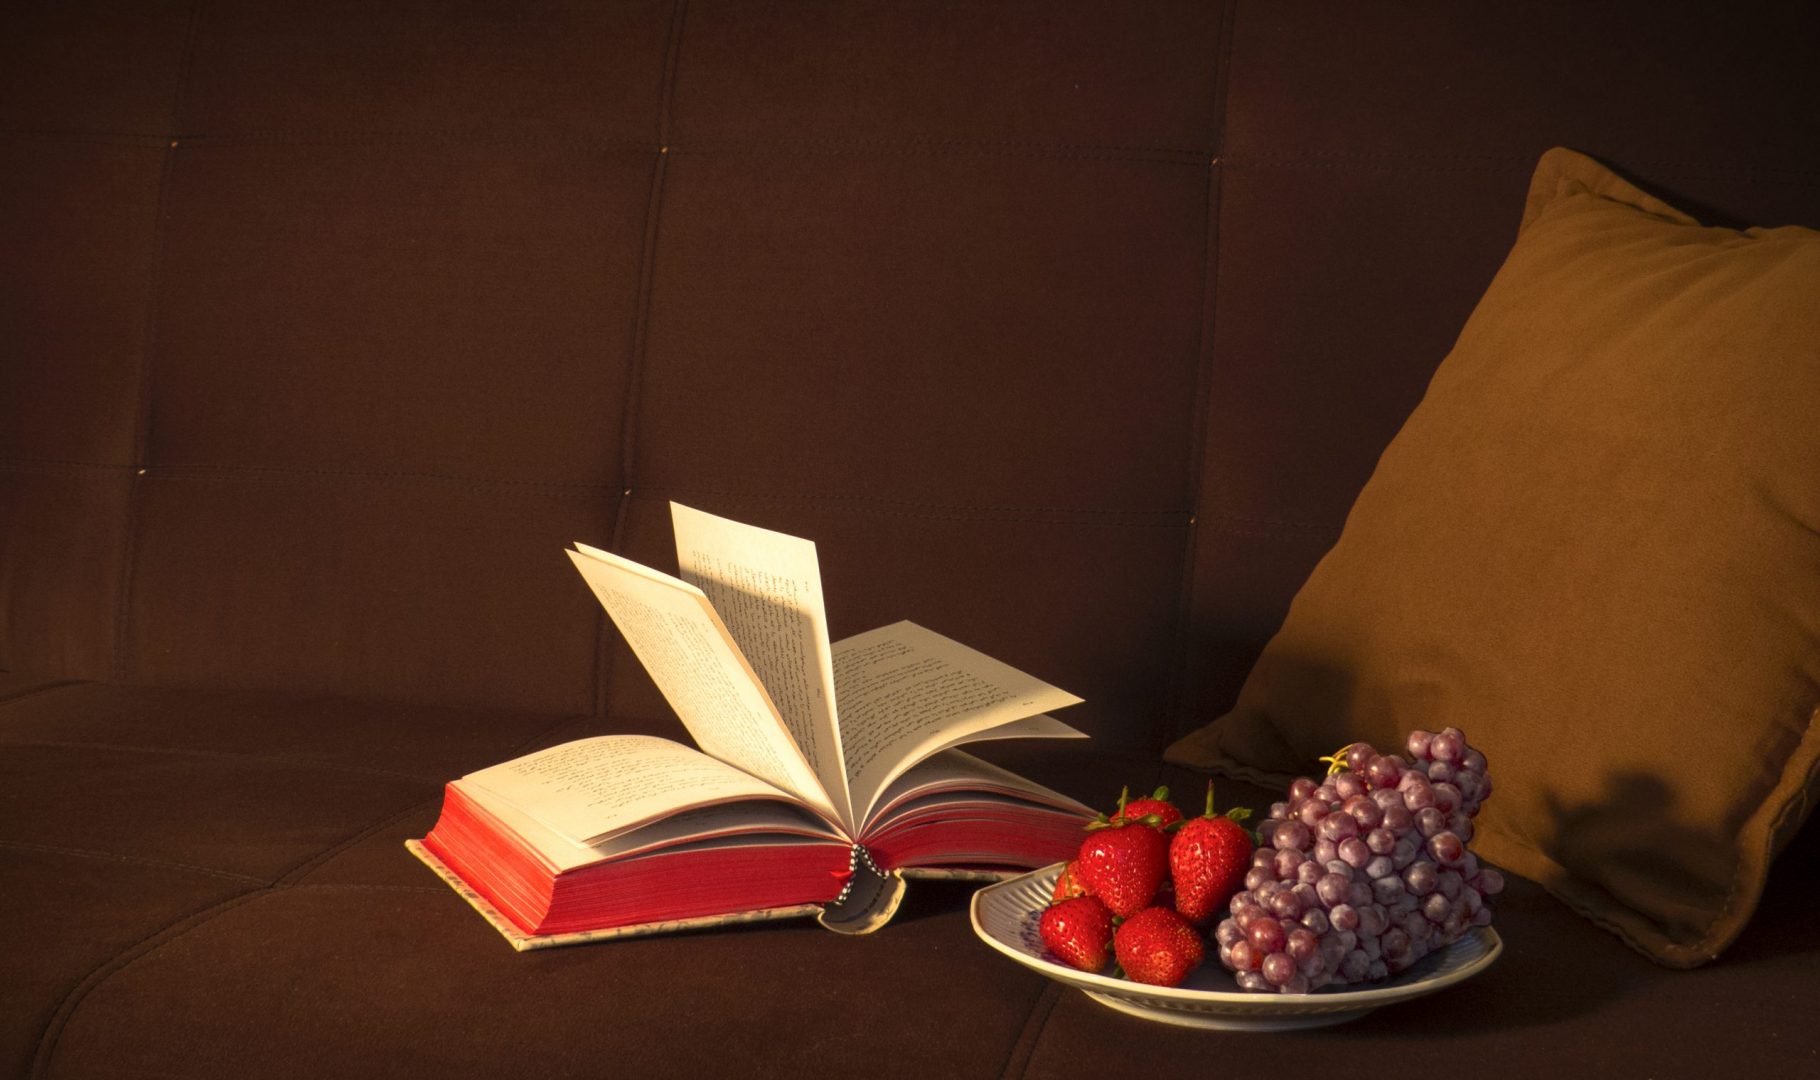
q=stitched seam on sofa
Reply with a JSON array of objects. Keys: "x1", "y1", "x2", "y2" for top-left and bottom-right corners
[
  {"x1": 0, "y1": 739, "x2": 447, "y2": 785},
  {"x1": 1232, "y1": 149, "x2": 1820, "y2": 178},
  {"x1": 667, "y1": 140, "x2": 1207, "y2": 167},
  {"x1": 282, "y1": 710, "x2": 585, "y2": 888},
  {"x1": 997, "y1": 983, "x2": 1062, "y2": 1080},
  {"x1": 0, "y1": 680, "x2": 84, "y2": 710},
  {"x1": 107, "y1": 0, "x2": 200, "y2": 684},
  {"x1": 661, "y1": 486, "x2": 1189, "y2": 520},
  {"x1": 597, "y1": 0, "x2": 689, "y2": 722},
  {"x1": 33, "y1": 888, "x2": 271, "y2": 1078},
  {"x1": 651, "y1": 496, "x2": 1191, "y2": 530},
  {"x1": 0, "y1": 839, "x2": 268, "y2": 885},
  {"x1": 1164, "y1": 0, "x2": 1237, "y2": 751},
  {"x1": 0, "y1": 129, "x2": 1225, "y2": 164}
]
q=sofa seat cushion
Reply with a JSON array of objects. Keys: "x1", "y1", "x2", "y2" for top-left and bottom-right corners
[{"x1": 8, "y1": 683, "x2": 1818, "y2": 1078}]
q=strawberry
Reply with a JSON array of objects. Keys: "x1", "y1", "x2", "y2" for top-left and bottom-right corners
[
  {"x1": 1169, "y1": 782, "x2": 1254, "y2": 927},
  {"x1": 1050, "y1": 860, "x2": 1092, "y2": 903},
  {"x1": 1120, "y1": 785, "x2": 1183, "y2": 830},
  {"x1": 1076, "y1": 789, "x2": 1169, "y2": 918},
  {"x1": 1114, "y1": 906, "x2": 1205, "y2": 987},
  {"x1": 1038, "y1": 896, "x2": 1114, "y2": 972}
]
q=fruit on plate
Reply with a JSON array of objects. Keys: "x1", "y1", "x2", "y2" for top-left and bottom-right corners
[
  {"x1": 1050, "y1": 860, "x2": 1092, "y2": 903},
  {"x1": 1076, "y1": 789, "x2": 1170, "y2": 918},
  {"x1": 1168, "y1": 783, "x2": 1253, "y2": 926},
  {"x1": 1114, "y1": 906, "x2": 1205, "y2": 987},
  {"x1": 1213, "y1": 726, "x2": 1505, "y2": 994},
  {"x1": 1120, "y1": 785, "x2": 1184, "y2": 829},
  {"x1": 1039, "y1": 896, "x2": 1115, "y2": 973}
]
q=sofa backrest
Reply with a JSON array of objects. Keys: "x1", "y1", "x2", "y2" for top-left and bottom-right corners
[{"x1": 6, "y1": 2, "x2": 1818, "y2": 751}]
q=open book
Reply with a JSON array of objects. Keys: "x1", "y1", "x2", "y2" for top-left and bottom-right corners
[{"x1": 411, "y1": 503, "x2": 1093, "y2": 949}]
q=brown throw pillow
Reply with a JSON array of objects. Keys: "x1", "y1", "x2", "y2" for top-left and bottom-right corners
[{"x1": 1166, "y1": 148, "x2": 1820, "y2": 967}]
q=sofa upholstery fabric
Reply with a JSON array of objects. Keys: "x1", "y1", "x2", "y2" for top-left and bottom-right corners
[{"x1": 4, "y1": 2, "x2": 1819, "y2": 1077}]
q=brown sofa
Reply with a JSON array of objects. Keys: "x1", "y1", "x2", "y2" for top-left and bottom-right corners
[{"x1": 5, "y1": 3, "x2": 1816, "y2": 1077}]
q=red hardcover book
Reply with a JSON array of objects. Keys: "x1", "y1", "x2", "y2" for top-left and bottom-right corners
[{"x1": 414, "y1": 504, "x2": 1092, "y2": 948}]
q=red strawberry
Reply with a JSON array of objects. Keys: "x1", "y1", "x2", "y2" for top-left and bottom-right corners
[
  {"x1": 1039, "y1": 896, "x2": 1114, "y2": 972},
  {"x1": 1050, "y1": 860, "x2": 1092, "y2": 903},
  {"x1": 1169, "y1": 782, "x2": 1254, "y2": 927},
  {"x1": 1076, "y1": 789, "x2": 1169, "y2": 918},
  {"x1": 1120, "y1": 785, "x2": 1183, "y2": 830},
  {"x1": 1114, "y1": 906, "x2": 1205, "y2": 987}
]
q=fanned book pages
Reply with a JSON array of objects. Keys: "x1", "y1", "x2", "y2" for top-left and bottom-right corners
[{"x1": 415, "y1": 503, "x2": 1094, "y2": 949}]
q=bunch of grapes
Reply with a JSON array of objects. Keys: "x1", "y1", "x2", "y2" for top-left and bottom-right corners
[{"x1": 1213, "y1": 727, "x2": 1505, "y2": 993}]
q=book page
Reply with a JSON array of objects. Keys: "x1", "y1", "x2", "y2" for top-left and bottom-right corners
[
  {"x1": 458, "y1": 735, "x2": 805, "y2": 848},
  {"x1": 670, "y1": 503, "x2": 852, "y2": 830},
  {"x1": 567, "y1": 547, "x2": 839, "y2": 826},
  {"x1": 833, "y1": 621, "x2": 1085, "y2": 824},
  {"x1": 861, "y1": 749, "x2": 1095, "y2": 836}
]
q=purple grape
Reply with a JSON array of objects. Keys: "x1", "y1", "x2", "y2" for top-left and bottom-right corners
[
  {"x1": 1271, "y1": 889, "x2": 1305, "y2": 920},
  {"x1": 1372, "y1": 875, "x2": 1407, "y2": 905},
  {"x1": 1428, "y1": 831, "x2": 1465, "y2": 866},
  {"x1": 1427, "y1": 760, "x2": 1456, "y2": 784},
  {"x1": 1340, "y1": 949, "x2": 1370, "y2": 981},
  {"x1": 1270, "y1": 801, "x2": 1290, "y2": 820},
  {"x1": 1366, "y1": 827, "x2": 1396, "y2": 855},
  {"x1": 1230, "y1": 891, "x2": 1256, "y2": 916},
  {"x1": 1402, "y1": 777, "x2": 1437, "y2": 811},
  {"x1": 1431, "y1": 731, "x2": 1463, "y2": 764},
  {"x1": 1437, "y1": 869, "x2": 1464, "y2": 900},
  {"x1": 1262, "y1": 951, "x2": 1296, "y2": 986},
  {"x1": 1364, "y1": 855, "x2": 1395, "y2": 881},
  {"x1": 1360, "y1": 934, "x2": 1382, "y2": 961},
  {"x1": 1422, "y1": 893, "x2": 1451, "y2": 923},
  {"x1": 1297, "y1": 860, "x2": 1324, "y2": 886},
  {"x1": 1404, "y1": 861, "x2": 1438, "y2": 896},
  {"x1": 1367, "y1": 755, "x2": 1402, "y2": 789},
  {"x1": 1248, "y1": 916, "x2": 1287, "y2": 953},
  {"x1": 1345, "y1": 881, "x2": 1373, "y2": 908},
  {"x1": 1359, "y1": 904, "x2": 1389, "y2": 937},
  {"x1": 1461, "y1": 747, "x2": 1487, "y2": 774},
  {"x1": 1302, "y1": 908, "x2": 1330, "y2": 935},
  {"x1": 1371, "y1": 787, "x2": 1403, "y2": 811},
  {"x1": 1275, "y1": 848, "x2": 1305, "y2": 880},
  {"x1": 1339, "y1": 837, "x2": 1371, "y2": 868},
  {"x1": 1216, "y1": 920, "x2": 1244, "y2": 947},
  {"x1": 1333, "y1": 772, "x2": 1366, "y2": 801},
  {"x1": 1255, "y1": 819, "x2": 1279, "y2": 848},
  {"x1": 1318, "y1": 812, "x2": 1360, "y2": 842},
  {"x1": 1472, "y1": 907, "x2": 1494, "y2": 926},
  {"x1": 1382, "y1": 803, "x2": 1414, "y2": 832},
  {"x1": 1289, "y1": 777, "x2": 1318, "y2": 802},
  {"x1": 1236, "y1": 970, "x2": 1269, "y2": 990},
  {"x1": 1287, "y1": 927, "x2": 1319, "y2": 962},
  {"x1": 1454, "y1": 772, "x2": 1481, "y2": 803},
  {"x1": 1475, "y1": 868, "x2": 1506, "y2": 895},
  {"x1": 1344, "y1": 744, "x2": 1376, "y2": 772},
  {"x1": 1348, "y1": 796, "x2": 1384, "y2": 830},
  {"x1": 1285, "y1": 973, "x2": 1312, "y2": 994},
  {"x1": 1229, "y1": 939, "x2": 1263, "y2": 971},
  {"x1": 1406, "y1": 729, "x2": 1435, "y2": 760},
  {"x1": 1329, "y1": 903, "x2": 1360, "y2": 932},
  {"x1": 1317, "y1": 873, "x2": 1350, "y2": 907},
  {"x1": 1245, "y1": 866, "x2": 1272, "y2": 892},
  {"x1": 1432, "y1": 782, "x2": 1463, "y2": 815},
  {"x1": 1299, "y1": 800, "x2": 1330, "y2": 827},
  {"x1": 1292, "y1": 882, "x2": 1321, "y2": 911},
  {"x1": 1251, "y1": 847, "x2": 1275, "y2": 869},
  {"x1": 1416, "y1": 806, "x2": 1447, "y2": 837},
  {"x1": 1314, "y1": 839, "x2": 1339, "y2": 864},
  {"x1": 1275, "y1": 819, "x2": 1311, "y2": 852}
]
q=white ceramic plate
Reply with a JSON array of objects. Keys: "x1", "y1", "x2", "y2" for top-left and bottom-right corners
[{"x1": 970, "y1": 862, "x2": 1501, "y2": 1031}]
